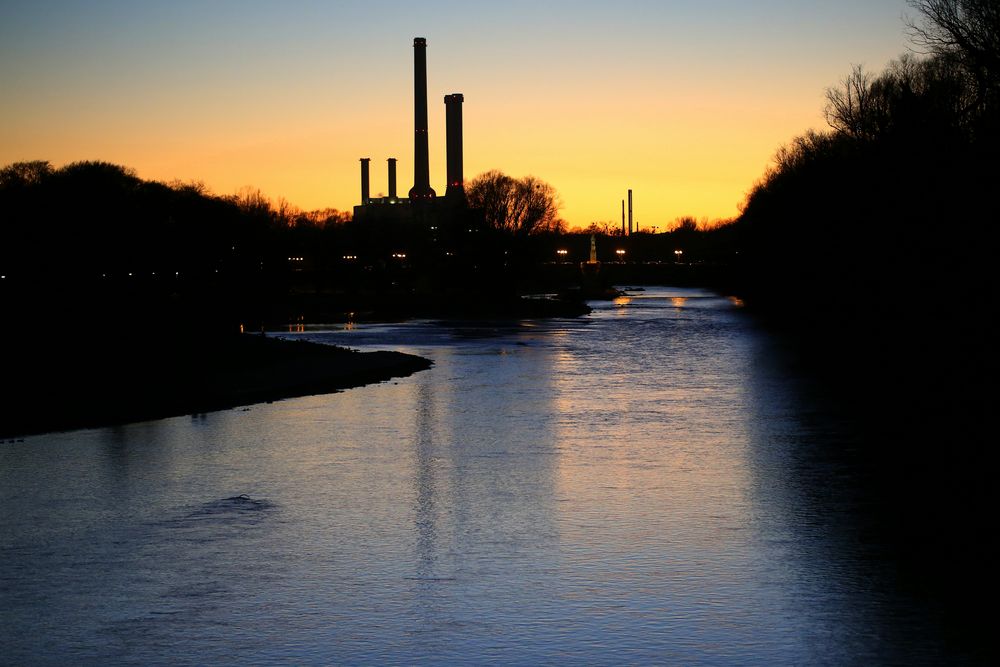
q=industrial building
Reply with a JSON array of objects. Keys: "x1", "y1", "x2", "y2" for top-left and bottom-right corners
[{"x1": 353, "y1": 38, "x2": 477, "y2": 231}]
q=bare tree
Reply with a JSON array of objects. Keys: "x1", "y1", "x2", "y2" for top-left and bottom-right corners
[
  {"x1": 466, "y1": 170, "x2": 562, "y2": 236},
  {"x1": 907, "y1": 0, "x2": 1000, "y2": 106},
  {"x1": 274, "y1": 197, "x2": 302, "y2": 226},
  {"x1": 0, "y1": 161, "x2": 53, "y2": 188},
  {"x1": 166, "y1": 178, "x2": 210, "y2": 196},
  {"x1": 516, "y1": 176, "x2": 562, "y2": 234},
  {"x1": 231, "y1": 186, "x2": 272, "y2": 218},
  {"x1": 584, "y1": 221, "x2": 615, "y2": 234},
  {"x1": 670, "y1": 216, "x2": 699, "y2": 232},
  {"x1": 824, "y1": 65, "x2": 890, "y2": 140}
]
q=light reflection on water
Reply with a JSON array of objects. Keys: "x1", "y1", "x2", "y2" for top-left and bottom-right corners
[{"x1": 0, "y1": 287, "x2": 961, "y2": 665}]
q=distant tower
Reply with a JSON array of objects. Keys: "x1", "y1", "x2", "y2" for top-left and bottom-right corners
[
  {"x1": 621, "y1": 199, "x2": 625, "y2": 236},
  {"x1": 360, "y1": 158, "x2": 371, "y2": 205},
  {"x1": 580, "y1": 233, "x2": 602, "y2": 286},
  {"x1": 628, "y1": 189, "x2": 633, "y2": 235},
  {"x1": 409, "y1": 37, "x2": 436, "y2": 200},
  {"x1": 444, "y1": 93, "x2": 465, "y2": 201}
]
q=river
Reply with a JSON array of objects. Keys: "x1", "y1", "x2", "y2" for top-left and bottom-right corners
[{"x1": 0, "y1": 287, "x2": 974, "y2": 665}]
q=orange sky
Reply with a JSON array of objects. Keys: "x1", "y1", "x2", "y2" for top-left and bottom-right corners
[{"x1": 1, "y1": 1, "x2": 915, "y2": 229}]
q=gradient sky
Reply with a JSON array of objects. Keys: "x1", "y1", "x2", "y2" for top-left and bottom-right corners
[{"x1": 1, "y1": 1, "x2": 915, "y2": 228}]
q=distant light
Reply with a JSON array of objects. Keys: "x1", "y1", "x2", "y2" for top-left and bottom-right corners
[
  {"x1": 128, "y1": 272, "x2": 132, "y2": 276},
  {"x1": 556, "y1": 249, "x2": 568, "y2": 256},
  {"x1": 616, "y1": 249, "x2": 626, "y2": 256}
]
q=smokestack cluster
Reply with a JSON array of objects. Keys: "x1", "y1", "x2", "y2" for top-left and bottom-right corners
[
  {"x1": 357, "y1": 38, "x2": 467, "y2": 207},
  {"x1": 409, "y1": 37, "x2": 436, "y2": 200}
]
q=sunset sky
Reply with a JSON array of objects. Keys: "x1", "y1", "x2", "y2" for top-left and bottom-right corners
[{"x1": 1, "y1": 1, "x2": 915, "y2": 229}]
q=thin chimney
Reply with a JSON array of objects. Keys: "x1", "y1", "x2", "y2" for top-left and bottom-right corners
[
  {"x1": 628, "y1": 189, "x2": 633, "y2": 235},
  {"x1": 444, "y1": 93, "x2": 465, "y2": 201},
  {"x1": 409, "y1": 37, "x2": 436, "y2": 200},
  {"x1": 360, "y1": 158, "x2": 371, "y2": 205},
  {"x1": 387, "y1": 158, "x2": 397, "y2": 200}
]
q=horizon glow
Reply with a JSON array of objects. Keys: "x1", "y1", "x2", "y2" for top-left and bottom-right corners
[{"x1": 1, "y1": 1, "x2": 915, "y2": 228}]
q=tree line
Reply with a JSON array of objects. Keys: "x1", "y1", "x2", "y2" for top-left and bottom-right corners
[
  {"x1": 733, "y1": 0, "x2": 997, "y2": 324},
  {"x1": 0, "y1": 160, "x2": 353, "y2": 288},
  {"x1": 727, "y1": 0, "x2": 998, "y2": 542}
]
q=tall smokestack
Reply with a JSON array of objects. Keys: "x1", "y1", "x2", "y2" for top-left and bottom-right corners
[
  {"x1": 360, "y1": 158, "x2": 371, "y2": 204},
  {"x1": 621, "y1": 199, "x2": 625, "y2": 236},
  {"x1": 409, "y1": 37, "x2": 435, "y2": 200},
  {"x1": 387, "y1": 158, "x2": 397, "y2": 200},
  {"x1": 444, "y1": 93, "x2": 465, "y2": 200},
  {"x1": 628, "y1": 189, "x2": 633, "y2": 235}
]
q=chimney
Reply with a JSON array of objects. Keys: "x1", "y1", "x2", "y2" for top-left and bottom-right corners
[
  {"x1": 387, "y1": 158, "x2": 397, "y2": 200},
  {"x1": 360, "y1": 157, "x2": 371, "y2": 204},
  {"x1": 628, "y1": 189, "x2": 633, "y2": 235},
  {"x1": 409, "y1": 37, "x2": 435, "y2": 200},
  {"x1": 444, "y1": 93, "x2": 465, "y2": 200},
  {"x1": 621, "y1": 199, "x2": 625, "y2": 236}
]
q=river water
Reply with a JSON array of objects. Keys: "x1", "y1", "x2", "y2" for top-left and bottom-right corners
[{"x1": 0, "y1": 287, "x2": 972, "y2": 665}]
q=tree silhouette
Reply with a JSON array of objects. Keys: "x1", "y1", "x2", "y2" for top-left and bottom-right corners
[
  {"x1": 466, "y1": 170, "x2": 562, "y2": 236},
  {"x1": 907, "y1": 0, "x2": 1000, "y2": 108},
  {"x1": 0, "y1": 160, "x2": 53, "y2": 187}
]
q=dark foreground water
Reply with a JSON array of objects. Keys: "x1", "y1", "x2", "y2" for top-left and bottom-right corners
[{"x1": 0, "y1": 288, "x2": 976, "y2": 665}]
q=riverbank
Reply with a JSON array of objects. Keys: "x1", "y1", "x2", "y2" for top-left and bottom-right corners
[
  {"x1": 0, "y1": 333, "x2": 432, "y2": 438},
  {"x1": 238, "y1": 289, "x2": 592, "y2": 328}
]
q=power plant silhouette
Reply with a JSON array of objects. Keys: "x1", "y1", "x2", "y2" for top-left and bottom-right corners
[{"x1": 354, "y1": 38, "x2": 475, "y2": 228}]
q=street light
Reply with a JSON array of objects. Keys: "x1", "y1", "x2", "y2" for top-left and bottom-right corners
[{"x1": 674, "y1": 249, "x2": 684, "y2": 263}]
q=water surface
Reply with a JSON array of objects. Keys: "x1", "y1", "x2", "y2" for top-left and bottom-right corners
[{"x1": 0, "y1": 287, "x2": 964, "y2": 665}]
